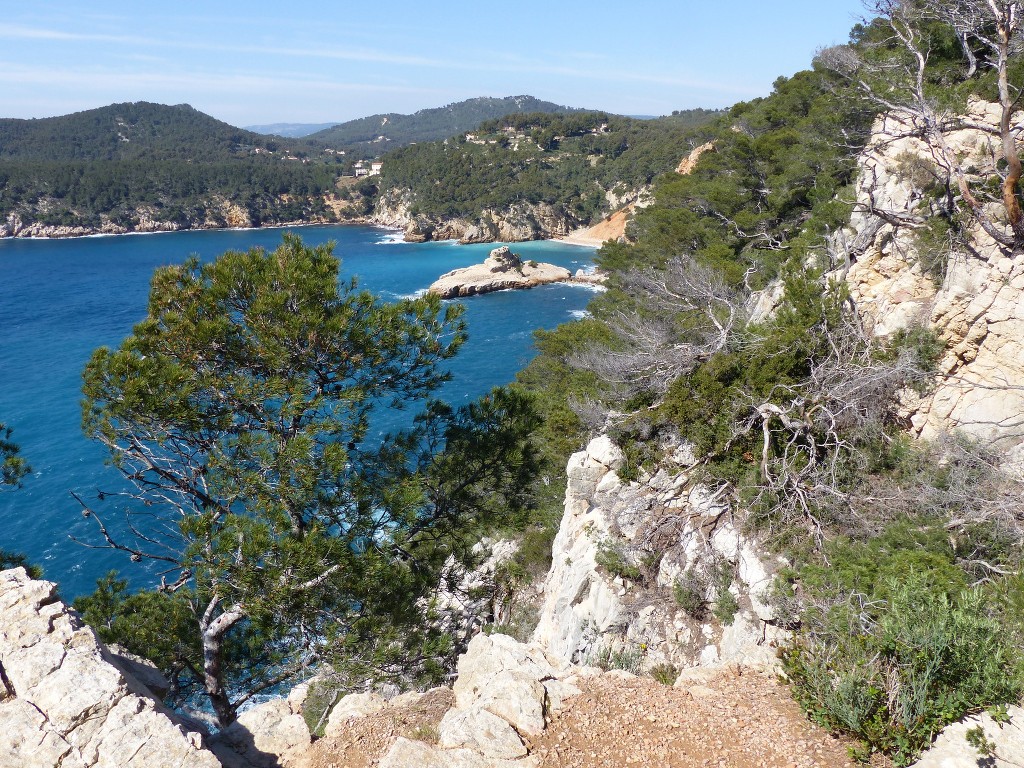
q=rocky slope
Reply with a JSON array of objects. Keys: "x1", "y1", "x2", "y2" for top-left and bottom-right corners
[
  {"x1": 0, "y1": 195, "x2": 348, "y2": 239},
  {"x1": 838, "y1": 99, "x2": 1024, "y2": 466},
  {"x1": 532, "y1": 436, "x2": 786, "y2": 675},
  {"x1": 0, "y1": 567, "x2": 221, "y2": 768},
  {"x1": 372, "y1": 190, "x2": 580, "y2": 244}
]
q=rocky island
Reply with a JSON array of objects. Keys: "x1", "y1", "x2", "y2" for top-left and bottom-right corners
[{"x1": 427, "y1": 245, "x2": 605, "y2": 299}]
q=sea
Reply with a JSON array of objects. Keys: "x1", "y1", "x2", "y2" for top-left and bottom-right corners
[{"x1": 0, "y1": 224, "x2": 598, "y2": 599}]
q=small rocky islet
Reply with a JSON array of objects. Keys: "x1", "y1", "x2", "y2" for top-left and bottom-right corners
[{"x1": 427, "y1": 245, "x2": 606, "y2": 299}]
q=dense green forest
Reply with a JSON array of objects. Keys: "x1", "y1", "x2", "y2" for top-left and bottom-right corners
[
  {"x1": 0, "y1": 102, "x2": 345, "y2": 228},
  {"x1": 0, "y1": 159, "x2": 339, "y2": 227},
  {"x1": 376, "y1": 108, "x2": 724, "y2": 223},
  {"x1": 0, "y1": 102, "x2": 300, "y2": 162}
]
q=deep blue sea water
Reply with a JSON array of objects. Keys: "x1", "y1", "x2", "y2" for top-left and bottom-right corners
[{"x1": 0, "y1": 224, "x2": 597, "y2": 598}]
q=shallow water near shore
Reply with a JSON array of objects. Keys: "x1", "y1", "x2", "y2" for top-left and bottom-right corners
[{"x1": 0, "y1": 224, "x2": 596, "y2": 598}]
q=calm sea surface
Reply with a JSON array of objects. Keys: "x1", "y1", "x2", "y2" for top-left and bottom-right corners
[{"x1": 0, "y1": 224, "x2": 597, "y2": 598}]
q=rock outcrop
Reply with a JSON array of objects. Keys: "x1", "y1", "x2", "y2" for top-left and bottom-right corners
[
  {"x1": 0, "y1": 567, "x2": 222, "y2": 768},
  {"x1": 840, "y1": 100, "x2": 1024, "y2": 463},
  {"x1": 372, "y1": 190, "x2": 581, "y2": 244},
  {"x1": 428, "y1": 246, "x2": 573, "y2": 298},
  {"x1": 676, "y1": 141, "x2": 716, "y2": 175},
  {"x1": 909, "y1": 704, "x2": 1024, "y2": 767},
  {"x1": 532, "y1": 436, "x2": 787, "y2": 674},
  {"x1": 373, "y1": 633, "x2": 589, "y2": 768}
]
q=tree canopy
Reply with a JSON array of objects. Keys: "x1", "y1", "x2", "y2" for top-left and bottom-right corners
[{"x1": 75, "y1": 234, "x2": 539, "y2": 725}]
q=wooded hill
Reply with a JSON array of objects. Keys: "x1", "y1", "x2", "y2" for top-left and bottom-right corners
[
  {"x1": 0, "y1": 102, "x2": 344, "y2": 230},
  {"x1": 375, "y1": 108, "x2": 724, "y2": 224},
  {"x1": 303, "y1": 95, "x2": 583, "y2": 158},
  {"x1": 0, "y1": 102, "x2": 302, "y2": 162}
]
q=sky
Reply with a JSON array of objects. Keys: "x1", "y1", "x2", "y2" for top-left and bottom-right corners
[{"x1": 2, "y1": 1, "x2": 869, "y2": 127}]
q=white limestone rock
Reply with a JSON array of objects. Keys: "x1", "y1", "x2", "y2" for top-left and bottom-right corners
[
  {"x1": 217, "y1": 697, "x2": 311, "y2": 767},
  {"x1": 910, "y1": 705, "x2": 1024, "y2": 767},
  {"x1": 438, "y1": 707, "x2": 528, "y2": 759},
  {"x1": 452, "y1": 634, "x2": 557, "y2": 737},
  {"x1": 428, "y1": 246, "x2": 572, "y2": 298},
  {"x1": 324, "y1": 691, "x2": 387, "y2": 737},
  {"x1": 0, "y1": 567, "x2": 220, "y2": 768},
  {"x1": 379, "y1": 737, "x2": 538, "y2": 768}
]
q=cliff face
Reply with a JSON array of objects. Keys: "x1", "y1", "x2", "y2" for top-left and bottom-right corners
[
  {"x1": 840, "y1": 100, "x2": 1024, "y2": 465},
  {"x1": 532, "y1": 437, "x2": 787, "y2": 673},
  {"x1": 0, "y1": 567, "x2": 222, "y2": 768},
  {"x1": 372, "y1": 188, "x2": 580, "y2": 244},
  {"x1": 0, "y1": 194, "x2": 346, "y2": 239}
]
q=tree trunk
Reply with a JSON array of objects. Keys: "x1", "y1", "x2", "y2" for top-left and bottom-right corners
[{"x1": 199, "y1": 599, "x2": 246, "y2": 727}]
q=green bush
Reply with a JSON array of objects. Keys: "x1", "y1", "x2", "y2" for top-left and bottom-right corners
[
  {"x1": 595, "y1": 537, "x2": 642, "y2": 581},
  {"x1": 587, "y1": 643, "x2": 644, "y2": 674},
  {"x1": 649, "y1": 663, "x2": 679, "y2": 686},
  {"x1": 673, "y1": 571, "x2": 709, "y2": 620},
  {"x1": 783, "y1": 575, "x2": 1022, "y2": 766}
]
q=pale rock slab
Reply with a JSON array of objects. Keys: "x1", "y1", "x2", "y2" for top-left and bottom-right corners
[
  {"x1": 0, "y1": 567, "x2": 220, "y2": 768},
  {"x1": 910, "y1": 705, "x2": 1024, "y2": 767},
  {"x1": 324, "y1": 691, "x2": 387, "y2": 737},
  {"x1": 217, "y1": 697, "x2": 311, "y2": 767},
  {"x1": 438, "y1": 707, "x2": 528, "y2": 759},
  {"x1": 379, "y1": 737, "x2": 538, "y2": 768}
]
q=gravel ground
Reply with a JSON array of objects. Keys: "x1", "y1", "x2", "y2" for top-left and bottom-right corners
[
  {"x1": 298, "y1": 667, "x2": 889, "y2": 768},
  {"x1": 530, "y1": 668, "x2": 887, "y2": 768}
]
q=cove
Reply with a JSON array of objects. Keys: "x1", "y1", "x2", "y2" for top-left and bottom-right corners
[{"x1": 0, "y1": 224, "x2": 597, "y2": 598}]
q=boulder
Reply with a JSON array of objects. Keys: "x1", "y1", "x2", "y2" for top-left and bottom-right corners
[
  {"x1": 438, "y1": 707, "x2": 527, "y2": 759},
  {"x1": 215, "y1": 697, "x2": 311, "y2": 768},
  {"x1": 452, "y1": 634, "x2": 559, "y2": 737},
  {"x1": 323, "y1": 691, "x2": 387, "y2": 737},
  {"x1": 910, "y1": 705, "x2": 1024, "y2": 767}
]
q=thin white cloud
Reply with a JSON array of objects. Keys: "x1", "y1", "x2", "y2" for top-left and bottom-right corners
[
  {"x1": 0, "y1": 62, "x2": 443, "y2": 98},
  {"x1": 0, "y1": 21, "x2": 759, "y2": 96}
]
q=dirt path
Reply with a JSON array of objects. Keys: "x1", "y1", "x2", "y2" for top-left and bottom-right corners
[
  {"x1": 299, "y1": 668, "x2": 887, "y2": 768},
  {"x1": 532, "y1": 669, "x2": 883, "y2": 768}
]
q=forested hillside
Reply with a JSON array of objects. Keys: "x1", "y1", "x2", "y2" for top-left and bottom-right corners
[
  {"x1": 0, "y1": 102, "x2": 344, "y2": 232},
  {"x1": 304, "y1": 95, "x2": 582, "y2": 157},
  {"x1": 373, "y1": 108, "x2": 724, "y2": 232},
  {"x1": 0, "y1": 102, "x2": 296, "y2": 162}
]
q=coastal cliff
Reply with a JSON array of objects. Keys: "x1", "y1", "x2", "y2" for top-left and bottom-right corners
[
  {"x1": 837, "y1": 99, "x2": 1024, "y2": 465},
  {"x1": 372, "y1": 189, "x2": 580, "y2": 244},
  {"x1": 0, "y1": 193, "x2": 352, "y2": 239}
]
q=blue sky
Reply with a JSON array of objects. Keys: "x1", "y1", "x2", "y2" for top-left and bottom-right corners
[{"x1": 3, "y1": 1, "x2": 868, "y2": 126}]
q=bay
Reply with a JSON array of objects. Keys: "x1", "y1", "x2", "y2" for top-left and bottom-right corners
[{"x1": 0, "y1": 224, "x2": 597, "y2": 598}]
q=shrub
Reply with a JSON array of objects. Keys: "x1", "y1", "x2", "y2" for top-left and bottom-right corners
[
  {"x1": 595, "y1": 537, "x2": 642, "y2": 581},
  {"x1": 649, "y1": 663, "x2": 679, "y2": 686},
  {"x1": 587, "y1": 643, "x2": 644, "y2": 674},
  {"x1": 783, "y1": 575, "x2": 1022, "y2": 766},
  {"x1": 673, "y1": 571, "x2": 709, "y2": 620}
]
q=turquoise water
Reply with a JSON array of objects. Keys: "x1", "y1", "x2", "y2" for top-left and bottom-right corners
[{"x1": 0, "y1": 224, "x2": 597, "y2": 598}]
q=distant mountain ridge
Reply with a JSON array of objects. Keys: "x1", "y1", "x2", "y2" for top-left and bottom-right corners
[
  {"x1": 0, "y1": 102, "x2": 295, "y2": 162},
  {"x1": 246, "y1": 122, "x2": 340, "y2": 138},
  {"x1": 304, "y1": 95, "x2": 583, "y2": 155}
]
